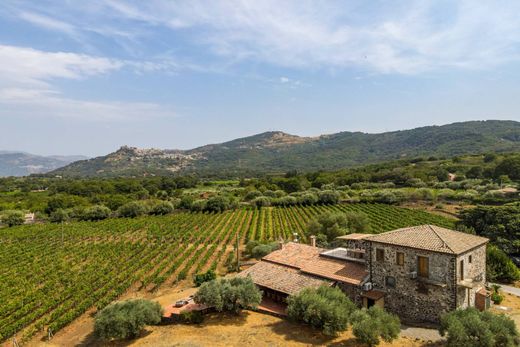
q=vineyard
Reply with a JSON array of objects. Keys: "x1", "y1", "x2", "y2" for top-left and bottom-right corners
[{"x1": 0, "y1": 203, "x2": 454, "y2": 343}]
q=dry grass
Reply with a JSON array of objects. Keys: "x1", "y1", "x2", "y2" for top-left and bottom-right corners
[
  {"x1": 490, "y1": 292, "x2": 520, "y2": 328},
  {"x1": 28, "y1": 284, "x2": 437, "y2": 347}
]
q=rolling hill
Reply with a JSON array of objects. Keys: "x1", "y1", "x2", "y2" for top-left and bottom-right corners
[{"x1": 50, "y1": 120, "x2": 520, "y2": 177}]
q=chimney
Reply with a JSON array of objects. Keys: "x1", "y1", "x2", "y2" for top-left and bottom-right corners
[
  {"x1": 278, "y1": 240, "x2": 284, "y2": 250},
  {"x1": 310, "y1": 235, "x2": 316, "y2": 247}
]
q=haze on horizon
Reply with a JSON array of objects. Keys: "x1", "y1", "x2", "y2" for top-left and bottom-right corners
[{"x1": 1, "y1": 0, "x2": 520, "y2": 157}]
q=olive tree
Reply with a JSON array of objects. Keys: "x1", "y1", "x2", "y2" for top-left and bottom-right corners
[
  {"x1": 351, "y1": 306, "x2": 400, "y2": 346},
  {"x1": 306, "y1": 211, "x2": 371, "y2": 245},
  {"x1": 194, "y1": 277, "x2": 262, "y2": 314},
  {"x1": 287, "y1": 286, "x2": 356, "y2": 336},
  {"x1": 117, "y1": 201, "x2": 149, "y2": 218},
  {"x1": 80, "y1": 205, "x2": 111, "y2": 221},
  {"x1": 94, "y1": 299, "x2": 163, "y2": 340},
  {"x1": 150, "y1": 201, "x2": 174, "y2": 215},
  {"x1": 1, "y1": 210, "x2": 25, "y2": 227},
  {"x1": 439, "y1": 308, "x2": 519, "y2": 347}
]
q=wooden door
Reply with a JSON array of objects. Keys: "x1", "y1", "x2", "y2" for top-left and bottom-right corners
[{"x1": 418, "y1": 256, "x2": 429, "y2": 278}]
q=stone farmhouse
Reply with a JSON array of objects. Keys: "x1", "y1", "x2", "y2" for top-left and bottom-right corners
[{"x1": 239, "y1": 225, "x2": 490, "y2": 323}]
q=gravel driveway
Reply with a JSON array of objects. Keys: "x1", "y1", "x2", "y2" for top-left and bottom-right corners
[{"x1": 400, "y1": 325, "x2": 444, "y2": 343}]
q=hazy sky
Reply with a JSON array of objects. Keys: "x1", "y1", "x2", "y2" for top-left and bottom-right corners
[{"x1": 1, "y1": 1, "x2": 520, "y2": 156}]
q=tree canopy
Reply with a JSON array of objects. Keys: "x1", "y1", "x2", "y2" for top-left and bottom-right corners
[
  {"x1": 439, "y1": 308, "x2": 520, "y2": 347},
  {"x1": 306, "y1": 211, "x2": 371, "y2": 246},
  {"x1": 1, "y1": 210, "x2": 25, "y2": 227},
  {"x1": 287, "y1": 286, "x2": 356, "y2": 336},
  {"x1": 351, "y1": 306, "x2": 400, "y2": 347},
  {"x1": 193, "y1": 277, "x2": 262, "y2": 314},
  {"x1": 94, "y1": 299, "x2": 163, "y2": 340}
]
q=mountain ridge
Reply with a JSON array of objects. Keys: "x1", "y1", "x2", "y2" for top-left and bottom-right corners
[
  {"x1": 50, "y1": 120, "x2": 520, "y2": 177},
  {"x1": 0, "y1": 152, "x2": 88, "y2": 177}
]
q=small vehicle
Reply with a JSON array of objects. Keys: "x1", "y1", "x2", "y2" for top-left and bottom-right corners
[{"x1": 174, "y1": 299, "x2": 189, "y2": 307}]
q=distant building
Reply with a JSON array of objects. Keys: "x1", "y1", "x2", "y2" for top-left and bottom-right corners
[
  {"x1": 239, "y1": 225, "x2": 489, "y2": 323},
  {"x1": 24, "y1": 213, "x2": 35, "y2": 224}
]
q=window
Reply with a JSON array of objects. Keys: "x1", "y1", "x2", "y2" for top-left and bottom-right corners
[
  {"x1": 376, "y1": 248, "x2": 385, "y2": 262},
  {"x1": 418, "y1": 256, "x2": 429, "y2": 278},
  {"x1": 469, "y1": 255, "x2": 472, "y2": 264},
  {"x1": 460, "y1": 260, "x2": 464, "y2": 280},
  {"x1": 396, "y1": 252, "x2": 404, "y2": 266},
  {"x1": 385, "y1": 276, "x2": 396, "y2": 288}
]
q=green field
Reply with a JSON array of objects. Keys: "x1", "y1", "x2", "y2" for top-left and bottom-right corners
[{"x1": 0, "y1": 203, "x2": 453, "y2": 342}]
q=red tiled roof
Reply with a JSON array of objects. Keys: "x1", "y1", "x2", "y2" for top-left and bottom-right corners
[
  {"x1": 300, "y1": 256, "x2": 367, "y2": 285},
  {"x1": 237, "y1": 261, "x2": 330, "y2": 295},
  {"x1": 366, "y1": 225, "x2": 488, "y2": 254},
  {"x1": 263, "y1": 242, "x2": 323, "y2": 268}
]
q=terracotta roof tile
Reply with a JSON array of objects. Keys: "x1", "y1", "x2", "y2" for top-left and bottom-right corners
[
  {"x1": 300, "y1": 257, "x2": 367, "y2": 285},
  {"x1": 263, "y1": 242, "x2": 323, "y2": 268},
  {"x1": 365, "y1": 225, "x2": 488, "y2": 254},
  {"x1": 237, "y1": 261, "x2": 330, "y2": 295}
]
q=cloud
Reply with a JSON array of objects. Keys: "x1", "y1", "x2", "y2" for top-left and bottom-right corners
[
  {"x1": 0, "y1": 44, "x2": 123, "y2": 87},
  {"x1": 18, "y1": 11, "x2": 76, "y2": 35},
  {"x1": 0, "y1": 88, "x2": 174, "y2": 121},
  {"x1": 0, "y1": 45, "x2": 175, "y2": 121},
  {"x1": 7, "y1": 1, "x2": 520, "y2": 74},
  {"x1": 93, "y1": 0, "x2": 520, "y2": 74}
]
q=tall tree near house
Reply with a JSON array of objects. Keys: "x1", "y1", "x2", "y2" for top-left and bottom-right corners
[{"x1": 194, "y1": 277, "x2": 261, "y2": 314}]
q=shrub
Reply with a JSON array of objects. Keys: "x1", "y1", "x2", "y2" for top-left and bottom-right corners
[
  {"x1": 273, "y1": 195, "x2": 298, "y2": 206},
  {"x1": 298, "y1": 192, "x2": 319, "y2": 205},
  {"x1": 205, "y1": 196, "x2": 230, "y2": 213},
  {"x1": 117, "y1": 201, "x2": 149, "y2": 218},
  {"x1": 287, "y1": 286, "x2": 356, "y2": 336},
  {"x1": 250, "y1": 242, "x2": 279, "y2": 259},
  {"x1": 194, "y1": 277, "x2": 262, "y2": 314},
  {"x1": 194, "y1": 269, "x2": 217, "y2": 287},
  {"x1": 351, "y1": 306, "x2": 400, "y2": 346},
  {"x1": 178, "y1": 195, "x2": 194, "y2": 210},
  {"x1": 486, "y1": 245, "x2": 520, "y2": 283},
  {"x1": 317, "y1": 190, "x2": 340, "y2": 204},
  {"x1": 150, "y1": 201, "x2": 174, "y2": 215},
  {"x1": 49, "y1": 208, "x2": 70, "y2": 223},
  {"x1": 79, "y1": 205, "x2": 111, "y2": 221},
  {"x1": 94, "y1": 299, "x2": 163, "y2": 340},
  {"x1": 439, "y1": 308, "x2": 520, "y2": 347},
  {"x1": 244, "y1": 190, "x2": 262, "y2": 201},
  {"x1": 491, "y1": 284, "x2": 504, "y2": 305},
  {"x1": 251, "y1": 196, "x2": 271, "y2": 208},
  {"x1": 1, "y1": 210, "x2": 25, "y2": 227}
]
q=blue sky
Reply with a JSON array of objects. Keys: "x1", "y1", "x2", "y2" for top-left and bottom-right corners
[{"x1": 1, "y1": 1, "x2": 520, "y2": 156}]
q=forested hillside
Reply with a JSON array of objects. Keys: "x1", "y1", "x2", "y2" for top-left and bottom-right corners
[{"x1": 51, "y1": 120, "x2": 520, "y2": 177}]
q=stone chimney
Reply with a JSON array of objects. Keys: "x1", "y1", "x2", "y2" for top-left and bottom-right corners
[
  {"x1": 278, "y1": 239, "x2": 284, "y2": 250},
  {"x1": 310, "y1": 235, "x2": 316, "y2": 247}
]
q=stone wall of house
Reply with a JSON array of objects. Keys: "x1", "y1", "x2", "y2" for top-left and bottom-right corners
[
  {"x1": 336, "y1": 282, "x2": 363, "y2": 306},
  {"x1": 367, "y1": 242, "x2": 457, "y2": 323},
  {"x1": 456, "y1": 245, "x2": 486, "y2": 309}
]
